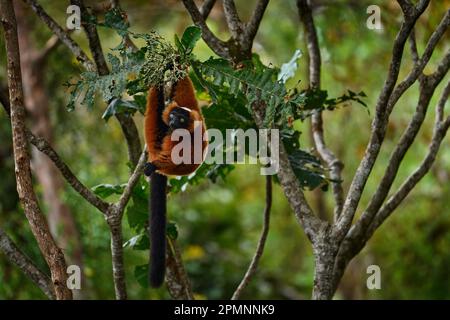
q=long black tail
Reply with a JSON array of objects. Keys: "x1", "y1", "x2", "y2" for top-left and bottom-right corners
[{"x1": 149, "y1": 172, "x2": 167, "y2": 288}]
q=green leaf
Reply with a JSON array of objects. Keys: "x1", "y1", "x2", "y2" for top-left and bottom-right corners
[
  {"x1": 134, "y1": 264, "x2": 149, "y2": 288},
  {"x1": 201, "y1": 87, "x2": 255, "y2": 134},
  {"x1": 91, "y1": 184, "x2": 125, "y2": 199},
  {"x1": 180, "y1": 26, "x2": 202, "y2": 54}
]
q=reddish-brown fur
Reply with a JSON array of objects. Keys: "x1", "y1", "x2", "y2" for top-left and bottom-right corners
[{"x1": 144, "y1": 76, "x2": 207, "y2": 176}]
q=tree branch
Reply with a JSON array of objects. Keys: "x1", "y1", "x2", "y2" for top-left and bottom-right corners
[
  {"x1": 166, "y1": 238, "x2": 194, "y2": 300},
  {"x1": 251, "y1": 101, "x2": 322, "y2": 242},
  {"x1": 0, "y1": 227, "x2": 56, "y2": 299},
  {"x1": 199, "y1": 0, "x2": 216, "y2": 20},
  {"x1": 350, "y1": 32, "x2": 449, "y2": 242},
  {"x1": 116, "y1": 114, "x2": 142, "y2": 167},
  {"x1": 106, "y1": 216, "x2": 127, "y2": 299},
  {"x1": 436, "y1": 80, "x2": 450, "y2": 124},
  {"x1": 181, "y1": 0, "x2": 230, "y2": 59},
  {"x1": 223, "y1": 0, "x2": 243, "y2": 39},
  {"x1": 333, "y1": 77, "x2": 450, "y2": 295},
  {"x1": 331, "y1": 8, "x2": 447, "y2": 292},
  {"x1": 297, "y1": 0, "x2": 344, "y2": 220},
  {"x1": 114, "y1": 149, "x2": 147, "y2": 214},
  {"x1": 22, "y1": 0, "x2": 95, "y2": 71},
  {"x1": 74, "y1": 0, "x2": 142, "y2": 167},
  {"x1": 408, "y1": 28, "x2": 420, "y2": 65},
  {"x1": 28, "y1": 133, "x2": 112, "y2": 213},
  {"x1": 335, "y1": 0, "x2": 430, "y2": 241},
  {"x1": 231, "y1": 175, "x2": 272, "y2": 300},
  {"x1": 0, "y1": 0, "x2": 72, "y2": 299},
  {"x1": 0, "y1": 89, "x2": 111, "y2": 215},
  {"x1": 352, "y1": 72, "x2": 447, "y2": 244},
  {"x1": 71, "y1": 0, "x2": 109, "y2": 75},
  {"x1": 365, "y1": 95, "x2": 450, "y2": 243},
  {"x1": 244, "y1": 0, "x2": 270, "y2": 49},
  {"x1": 386, "y1": 9, "x2": 449, "y2": 115}
]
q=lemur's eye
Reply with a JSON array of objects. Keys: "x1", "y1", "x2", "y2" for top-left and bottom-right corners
[{"x1": 180, "y1": 118, "x2": 185, "y2": 123}]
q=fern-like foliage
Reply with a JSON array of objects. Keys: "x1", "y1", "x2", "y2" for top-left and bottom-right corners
[{"x1": 192, "y1": 57, "x2": 307, "y2": 128}]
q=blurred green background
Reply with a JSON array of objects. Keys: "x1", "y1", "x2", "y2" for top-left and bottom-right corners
[{"x1": 0, "y1": 0, "x2": 449, "y2": 299}]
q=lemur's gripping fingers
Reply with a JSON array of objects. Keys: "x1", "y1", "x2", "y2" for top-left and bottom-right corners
[{"x1": 144, "y1": 162, "x2": 157, "y2": 177}]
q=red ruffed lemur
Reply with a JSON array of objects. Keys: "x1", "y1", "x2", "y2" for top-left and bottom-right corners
[{"x1": 144, "y1": 75, "x2": 207, "y2": 287}]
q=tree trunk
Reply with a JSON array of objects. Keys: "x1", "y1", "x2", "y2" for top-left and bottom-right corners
[
  {"x1": 312, "y1": 231, "x2": 338, "y2": 300},
  {"x1": 0, "y1": 0, "x2": 72, "y2": 299},
  {"x1": 15, "y1": 2, "x2": 85, "y2": 298}
]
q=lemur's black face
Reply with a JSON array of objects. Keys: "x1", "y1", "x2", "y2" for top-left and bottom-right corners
[{"x1": 168, "y1": 107, "x2": 190, "y2": 129}]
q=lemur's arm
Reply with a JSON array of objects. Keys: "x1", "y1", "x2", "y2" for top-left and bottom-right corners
[{"x1": 171, "y1": 76, "x2": 199, "y2": 111}]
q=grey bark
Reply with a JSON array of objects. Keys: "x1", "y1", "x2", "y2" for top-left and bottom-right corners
[{"x1": 1, "y1": 0, "x2": 72, "y2": 299}]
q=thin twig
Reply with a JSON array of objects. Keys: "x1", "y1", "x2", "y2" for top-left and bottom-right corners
[
  {"x1": 436, "y1": 81, "x2": 450, "y2": 123},
  {"x1": 114, "y1": 149, "x2": 147, "y2": 214},
  {"x1": 231, "y1": 175, "x2": 272, "y2": 300},
  {"x1": 366, "y1": 108, "x2": 450, "y2": 241},
  {"x1": 0, "y1": 92, "x2": 111, "y2": 214},
  {"x1": 0, "y1": 227, "x2": 56, "y2": 299}
]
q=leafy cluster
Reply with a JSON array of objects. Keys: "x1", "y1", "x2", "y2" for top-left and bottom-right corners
[{"x1": 66, "y1": 8, "x2": 190, "y2": 117}]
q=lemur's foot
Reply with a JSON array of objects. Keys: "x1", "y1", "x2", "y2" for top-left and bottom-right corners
[{"x1": 144, "y1": 162, "x2": 157, "y2": 177}]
